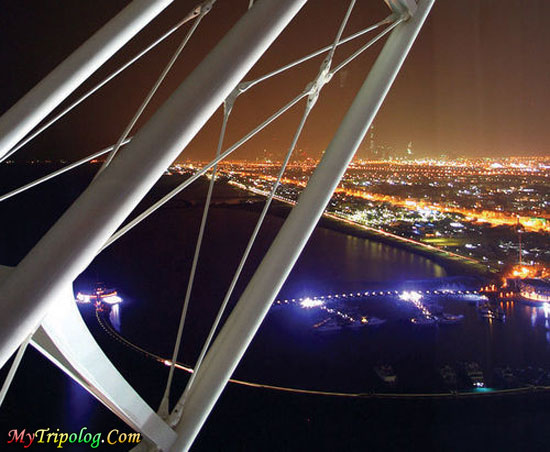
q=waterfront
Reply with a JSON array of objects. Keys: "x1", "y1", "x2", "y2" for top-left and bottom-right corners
[
  {"x1": 2, "y1": 165, "x2": 550, "y2": 450},
  {"x1": 206, "y1": 157, "x2": 550, "y2": 275}
]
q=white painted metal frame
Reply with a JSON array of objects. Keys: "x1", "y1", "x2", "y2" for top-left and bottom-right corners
[
  {"x1": 0, "y1": 0, "x2": 434, "y2": 450},
  {"x1": 36, "y1": 289, "x2": 178, "y2": 451},
  {"x1": 0, "y1": 0, "x2": 306, "y2": 450},
  {"x1": 171, "y1": 0, "x2": 434, "y2": 449},
  {"x1": 0, "y1": 0, "x2": 175, "y2": 161},
  {"x1": 0, "y1": 0, "x2": 307, "y2": 370}
]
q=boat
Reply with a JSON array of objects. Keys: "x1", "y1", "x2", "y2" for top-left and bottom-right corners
[
  {"x1": 374, "y1": 365, "x2": 397, "y2": 384},
  {"x1": 477, "y1": 302, "x2": 491, "y2": 314},
  {"x1": 410, "y1": 316, "x2": 436, "y2": 326},
  {"x1": 439, "y1": 364, "x2": 458, "y2": 387},
  {"x1": 512, "y1": 278, "x2": 550, "y2": 305},
  {"x1": 477, "y1": 303, "x2": 505, "y2": 321},
  {"x1": 360, "y1": 316, "x2": 386, "y2": 327},
  {"x1": 464, "y1": 362, "x2": 485, "y2": 388},
  {"x1": 438, "y1": 313, "x2": 464, "y2": 325},
  {"x1": 535, "y1": 370, "x2": 550, "y2": 386},
  {"x1": 76, "y1": 282, "x2": 122, "y2": 306},
  {"x1": 516, "y1": 366, "x2": 548, "y2": 386},
  {"x1": 481, "y1": 309, "x2": 505, "y2": 321}
]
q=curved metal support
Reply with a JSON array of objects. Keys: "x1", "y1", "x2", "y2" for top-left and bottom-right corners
[
  {"x1": 0, "y1": 1, "x2": 434, "y2": 450},
  {"x1": 34, "y1": 289, "x2": 176, "y2": 451},
  {"x1": 1, "y1": 263, "x2": 174, "y2": 449},
  {"x1": 0, "y1": 0, "x2": 307, "y2": 372}
]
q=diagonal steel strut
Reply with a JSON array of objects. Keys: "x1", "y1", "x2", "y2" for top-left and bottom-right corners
[
  {"x1": 0, "y1": 0, "x2": 175, "y2": 161},
  {"x1": 0, "y1": 0, "x2": 307, "y2": 377},
  {"x1": 171, "y1": 1, "x2": 435, "y2": 450}
]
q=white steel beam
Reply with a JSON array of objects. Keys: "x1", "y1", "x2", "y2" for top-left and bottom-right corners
[
  {"x1": 0, "y1": 0, "x2": 174, "y2": 161},
  {"x1": 36, "y1": 291, "x2": 177, "y2": 451},
  {"x1": 171, "y1": 1, "x2": 435, "y2": 449},
  {"x1": 0, "y1": 0, "x2": 307, "y2": 382},
  {"x1": 1, "y1": 264, "x2": 175, "y2": 449}
]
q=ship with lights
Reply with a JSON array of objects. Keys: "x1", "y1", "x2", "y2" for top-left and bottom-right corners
[{"x1": 75, "y1": 283, "x2": 123, "y2": 309}]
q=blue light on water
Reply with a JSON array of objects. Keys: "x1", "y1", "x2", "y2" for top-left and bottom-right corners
[
  {"x1": 474, "y1": 387, "x2": 493, "y2": 393},
  {"x1": 109, "y1": 303, "x2": 121, "y2": 331}
]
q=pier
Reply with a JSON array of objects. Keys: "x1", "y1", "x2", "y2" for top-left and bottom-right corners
[{"x1": 275, "y1": 287, "x2": 483, "y2": 325}]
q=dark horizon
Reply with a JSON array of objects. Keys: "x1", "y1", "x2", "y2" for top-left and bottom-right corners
[{"x1": 1, "y1": 0, "x2": 550, "y2": 162}]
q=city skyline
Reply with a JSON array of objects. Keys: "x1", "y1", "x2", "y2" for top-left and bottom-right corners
[{"x1": 1, "y1": 0, "x2": 550, "y2": 162}]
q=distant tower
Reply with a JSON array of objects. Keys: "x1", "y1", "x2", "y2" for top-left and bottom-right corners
[
  {"x1": 406, "y1": 141, "x2": 413, "y2": 157},
  {"x1": 369, "y1": 123, "x2": 376, "y2": 157},
  {"x1": 517, "y1": 216, "x2": 523, "y2": 266}
]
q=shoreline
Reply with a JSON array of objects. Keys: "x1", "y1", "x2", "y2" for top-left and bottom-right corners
[
  {"x1": 215, "y1": 183, "x2": 493, "y2": 279},
  {"x1": 316, "y1": 210, "x2": 492, "y2": 278}
]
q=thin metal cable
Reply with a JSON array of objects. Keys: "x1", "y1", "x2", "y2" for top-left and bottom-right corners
[
  {"x1": 0, "y1": 19, "x2": 397, "y2": 204},
  {"x1": 96, "y1": 2, "x2": 213, "y2": 176},
  {"x1": 98, "y1": 309, "x2": 550, "y2": 400},
  {"x1": 100, "y1": 91, "x2": 308, "y2": 252},
  {"x1": 158, "y1": 104, "x2": 231, "y2": 416},
  {"x1": 98, "y1": 12, "x2": 395, "y2": 251},
  {"x1": 330, "y1": 17, "x2": 404, "y2": 76},
  {"x1": 0, "y1": 139, "x2": 132, "y2": 203},
  {"x1": 0, "y1": 333, "x2": 32, "y2": 408},
  {"x1": 0, "y1": 4, "x2": 204, "y2": 163},
  {"x1": 0, "y1": 12, "x2": 391, "y2": 202},
  {"x1": 326, "y1": 0, "x2": 356, "y2": 64},
  {"x1": 170, "y1": 102, "x2": 311, "y2": 423},
  {"x1": 243, "y1": 15, "x2": 393, "y2": 92},
  {"x1": 170, "y1": 0, "x2": 356, "y2": 422}
]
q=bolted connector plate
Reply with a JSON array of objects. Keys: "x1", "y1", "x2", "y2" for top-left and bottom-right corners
[{"x1": 384, "y1": 0, "x2": 417, "y2": 19}]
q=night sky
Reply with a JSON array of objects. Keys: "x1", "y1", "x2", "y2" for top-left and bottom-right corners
[{"x1": 1, "y1": 0, "x2": 549, "y2": 161}]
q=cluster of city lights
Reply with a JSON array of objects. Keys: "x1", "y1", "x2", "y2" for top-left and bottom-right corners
[
  {"x1": 300, "y1": 297, "x2": 324, "y2": 308},
  {"x1": 185, "y1": 157, "x2": 549, "y2": 275}
]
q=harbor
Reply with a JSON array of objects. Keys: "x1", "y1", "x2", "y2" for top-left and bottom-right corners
[{"x1": 81, "y1": 274, "x2": 550, "y2": 398}]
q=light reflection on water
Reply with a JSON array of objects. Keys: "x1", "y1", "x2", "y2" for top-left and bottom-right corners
[
  {"x1": 109, "y1": 304, "x2": 121, "y2": 332},
  {"x1": 70, "y1": 201, "x2": 550, "y2": 397}
]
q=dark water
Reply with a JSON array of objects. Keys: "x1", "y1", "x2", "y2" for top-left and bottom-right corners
[{"x1": 2, "y1": 164, "x2": 550, "y2": 451}]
